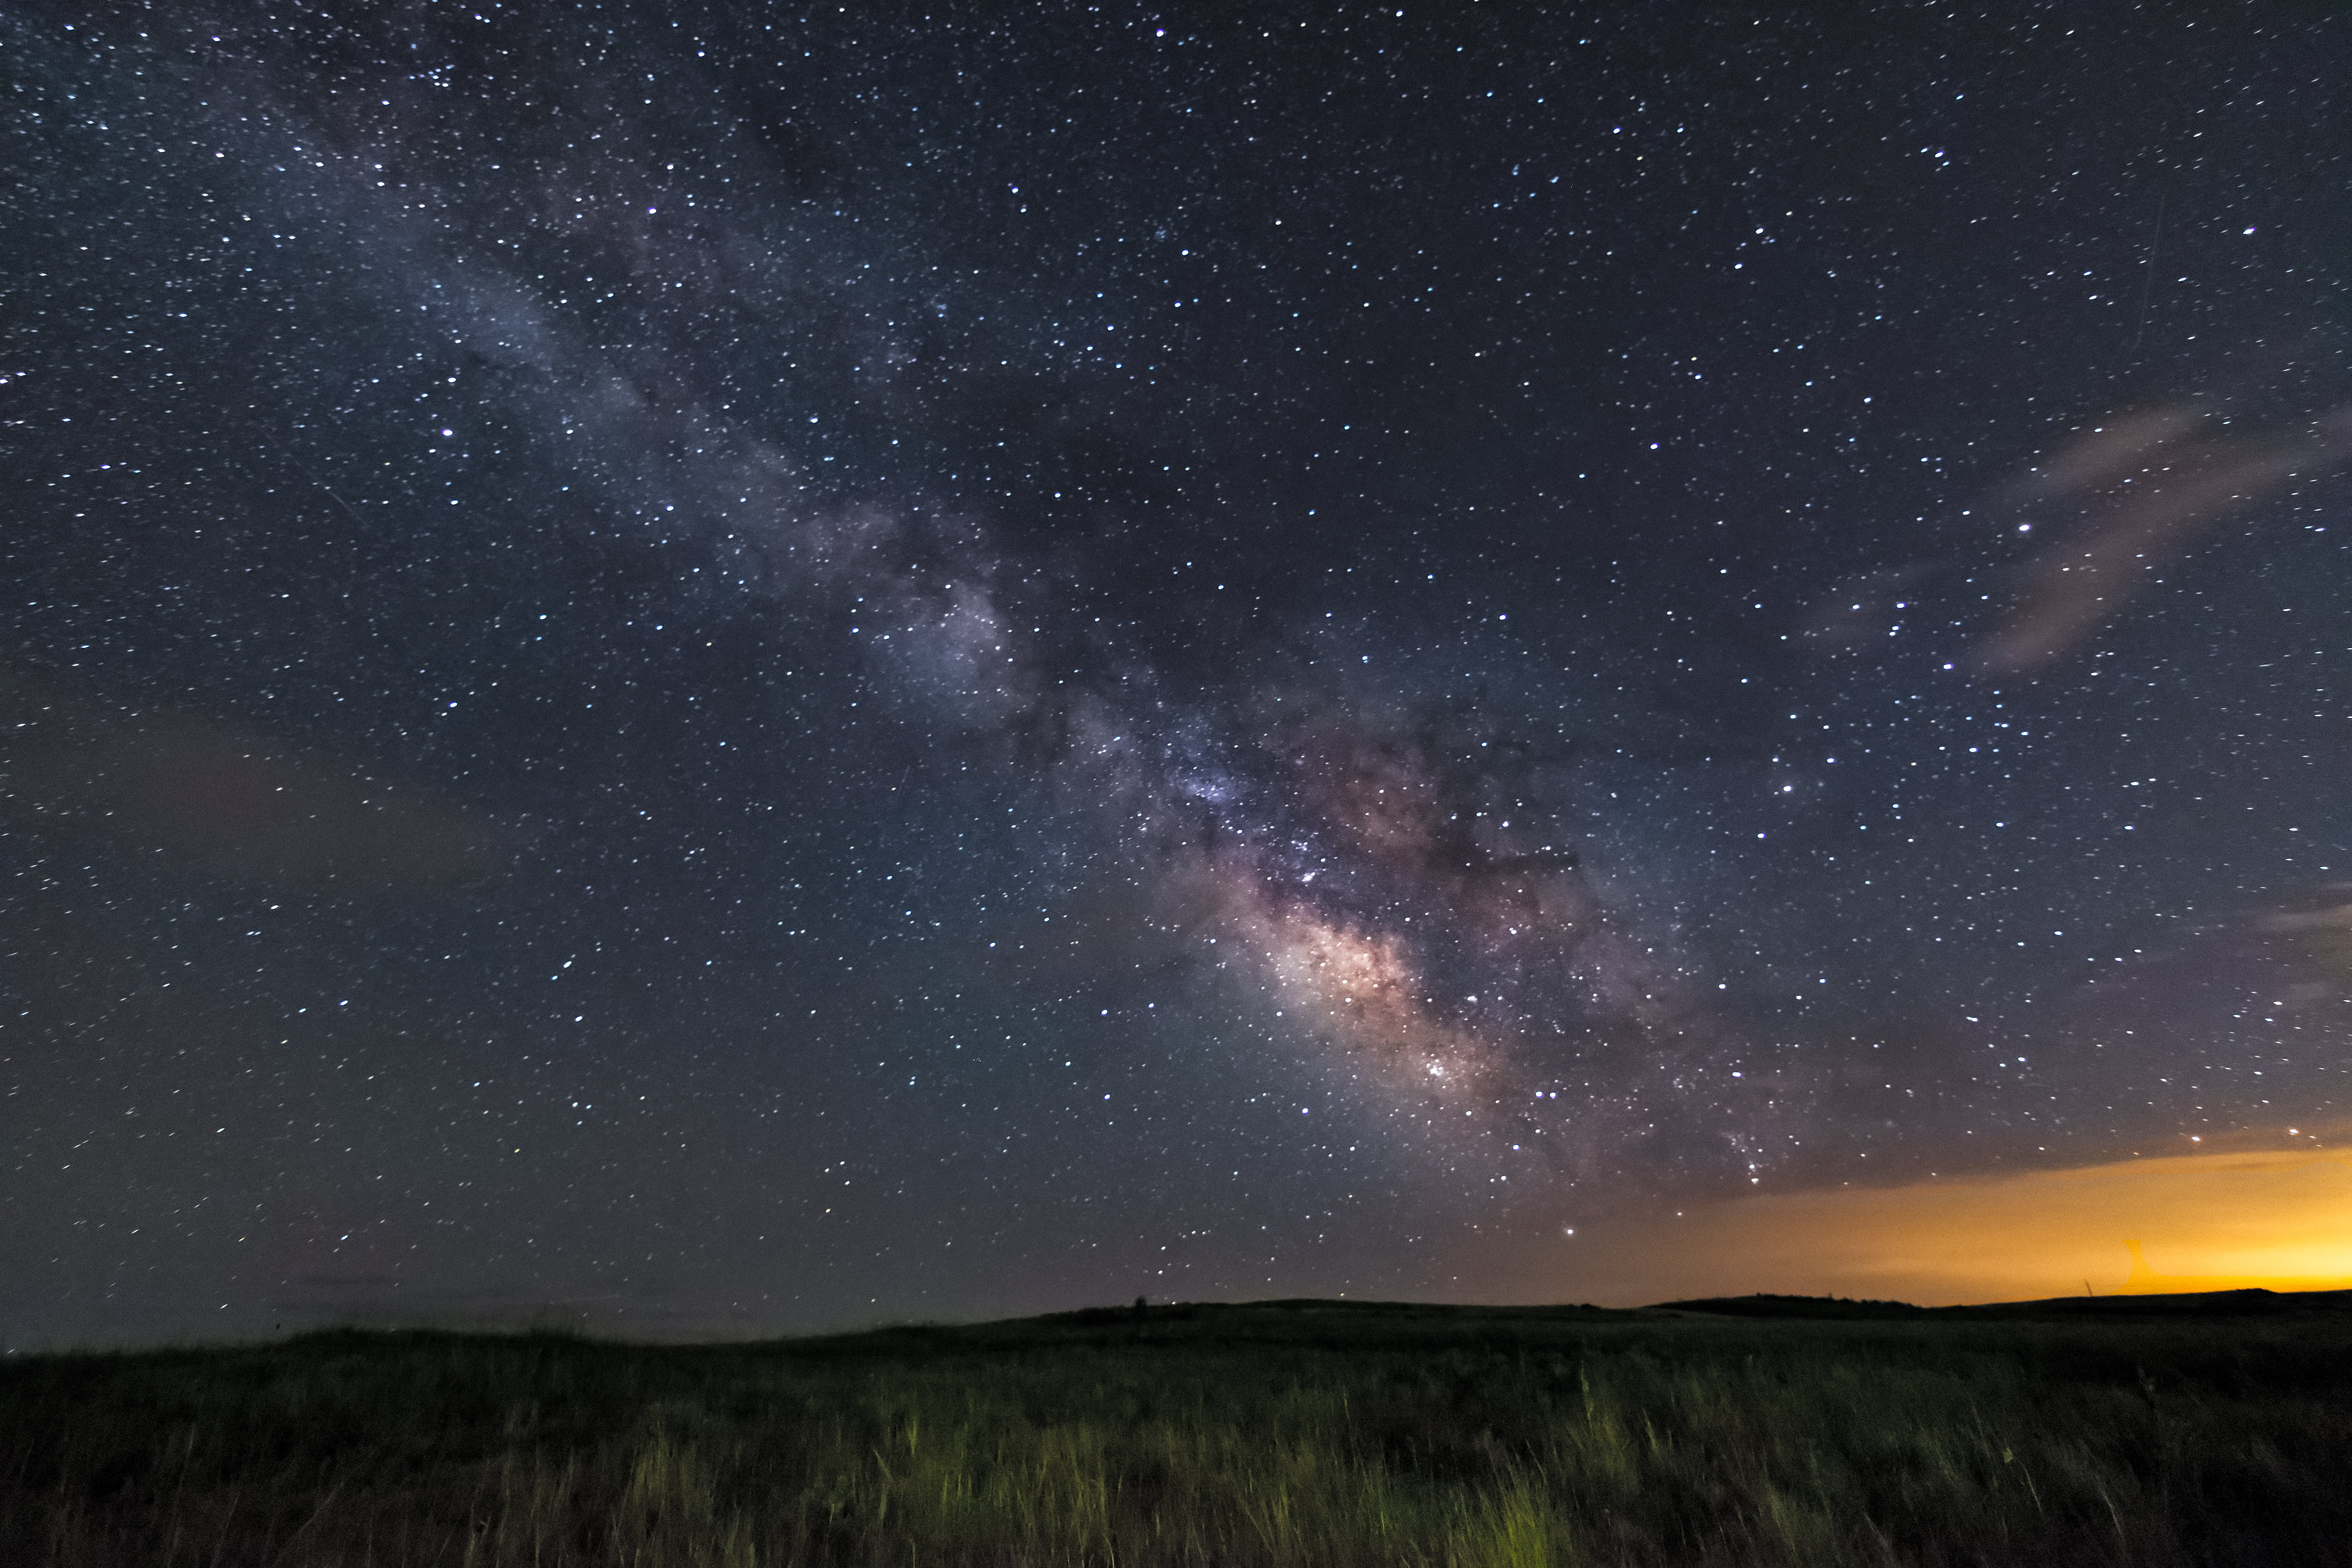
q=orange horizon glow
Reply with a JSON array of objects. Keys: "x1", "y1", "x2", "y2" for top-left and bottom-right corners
[{"x1": 1514, "y1": 1148, "x2": 2352, "y2": 1307}]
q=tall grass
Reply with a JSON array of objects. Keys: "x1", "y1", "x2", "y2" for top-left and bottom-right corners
[{"x1": 3, "y1": 1304, "x2": 2347, "y2": 1565}]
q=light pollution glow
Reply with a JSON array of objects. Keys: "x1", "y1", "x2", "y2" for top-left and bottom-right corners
[{"x1": 1491, "y1": 1147, "x2": 2352, "y2": 1307}]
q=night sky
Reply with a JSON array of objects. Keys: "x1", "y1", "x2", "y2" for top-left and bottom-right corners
[{"x1": 7, "y1": 3, "x2": 2350, "y2": 1348}]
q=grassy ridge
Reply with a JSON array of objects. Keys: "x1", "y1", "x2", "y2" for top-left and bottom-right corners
[{"x1": 4, "y1": 1298, "x2": 2349, "y2": 1565}]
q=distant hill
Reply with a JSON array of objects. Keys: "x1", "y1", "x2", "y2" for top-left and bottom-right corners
[{"x1": 1658, "y1": 1287, "x2": 2352, "y2": 1320}]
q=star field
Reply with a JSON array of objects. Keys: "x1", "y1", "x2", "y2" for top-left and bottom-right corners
[{"x1": 4, "y1": 3, "x2": 2349, "y2": 1344}]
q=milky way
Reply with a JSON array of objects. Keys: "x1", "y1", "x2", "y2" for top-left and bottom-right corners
[{"x1": 5, "y1": 3, "x2": 2347, "y2": 1345}]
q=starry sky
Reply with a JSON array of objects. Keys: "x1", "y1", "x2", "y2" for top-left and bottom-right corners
[{"x1": 6, "y1": 2, "x2": 2350, "y2": 1348}]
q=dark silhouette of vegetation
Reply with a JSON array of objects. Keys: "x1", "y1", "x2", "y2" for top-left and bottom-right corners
[{"x1": 6, "y1": 1295, "x2": 2350, "y2": 1565}]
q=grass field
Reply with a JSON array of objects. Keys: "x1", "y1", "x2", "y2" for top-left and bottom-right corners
[{"x1": 5, "y1": 1294, "x2": 2349, "y2": 1566}]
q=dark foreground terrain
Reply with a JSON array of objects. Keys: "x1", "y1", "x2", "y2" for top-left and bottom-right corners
[{"x1": 6, "y1": 1292, "x2": 2350, "y2": 1566}]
